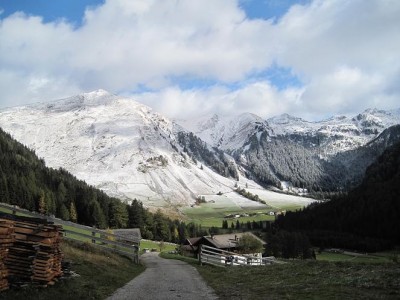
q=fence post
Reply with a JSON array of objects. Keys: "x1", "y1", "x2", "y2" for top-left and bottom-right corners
[
  {"x1": 133, "y1": 245, "x2": 139, "y2": 264},
  {"x1": 92, "y1": 230, "x2": 96, "y2": 244},
  {"x1": 198, "y1": 244, "x2": 202, "y2": 265}
]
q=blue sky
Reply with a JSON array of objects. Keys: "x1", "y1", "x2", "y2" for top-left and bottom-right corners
[
  {"x1": 0, "y1": 0, "x2": 398, "y2": 120},
  {"x1": 0, "y1": 0, "x2": 103, "y2": 25},
  {"x1": 0, "y1": 0, "x2": 307, "y2": 92},
  {"x1": 0, "y1": 0, "x2": 306, "y2": 25}
]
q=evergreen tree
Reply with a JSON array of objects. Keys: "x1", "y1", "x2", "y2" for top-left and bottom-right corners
[
  {"x1": 128, "y1": 199, "x2": 144, "y2": 228},
  {"x1": 59, "y1": 203, "x2": 70, "y2": 221},
  {"x1": 222, "y1": 219, "x2": 228, "y2": 229},
  {"x1": 90, "y1": 200, "x2": 107, "y2": 229},
  {"x1": 153, "y1": 209, "x2": 171, "y2": 241},
  {"x1": 109, "y1": 201, "x2": 129, "y2": 228}
]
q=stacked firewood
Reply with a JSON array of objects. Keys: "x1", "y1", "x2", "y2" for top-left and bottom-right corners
[
  {"x1": 0, "y1": 219, "x2": 15, "y2": 291},
  {"x1": 0, "y1": 215, "x2": 63, "y2": 288}
]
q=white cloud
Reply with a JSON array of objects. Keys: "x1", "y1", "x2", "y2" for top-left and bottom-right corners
[
  {"x1": 134, "y1": 81, "x2": 303, "y2": 119},
  {"x1": 275, "y1": 0, "x2": 400, "y2": 117},
  {"x1": 0, "y1": 0, "x2": 399, "y2": 120}
]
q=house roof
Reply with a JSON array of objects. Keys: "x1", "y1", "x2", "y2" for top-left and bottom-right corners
[
  {"x1": 187, "y1": 232, "x2": 266, "y2": 250},
  {"x1": 186, "y1": 237, "x2": 202, "y2": 246},
  {"x1": 113, "y1": 228, "x2": 141, "y2": 242}
]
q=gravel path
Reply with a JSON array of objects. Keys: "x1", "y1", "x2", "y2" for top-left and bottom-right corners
[{"x1": 107, "y1": 252, "x2": 218, "y2": 300}]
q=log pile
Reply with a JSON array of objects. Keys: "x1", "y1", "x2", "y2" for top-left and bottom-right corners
[
  {"x1": 0, "y1": 219, "x2": 15, "y2": 291},
  {"x1": 0, "y1": 215, "x2": 63, "y2": 289}
]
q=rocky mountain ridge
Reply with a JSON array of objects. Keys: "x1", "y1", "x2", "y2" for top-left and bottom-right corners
[
  {"x1": 0, "y1": 90, "x2": 266, "y2": 208},
  {"x1": 175, "y1": 106, "x2": 400, "y2": 194},
  {"x1": 0, "y1": 90, "x2": 399, "y2": 206}
]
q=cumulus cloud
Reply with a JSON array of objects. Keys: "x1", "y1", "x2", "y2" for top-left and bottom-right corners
[
  {"x1": 275, "y1": 0, "x2": 400, "y2": 117},
  {"x1": 0, "y1": 0, "x2": 399, "y2": 120},
  {"x1": 134, "y1": 81, "x2": 303, "y2": 119}
]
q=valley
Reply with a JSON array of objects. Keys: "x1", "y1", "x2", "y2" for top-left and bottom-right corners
[
  {"x1": 0, "y1": 91, "x2": 399, "y2": 299},
  {"x1": 0, "y1": 90, "x2": 398, "y2": 214},
  {"x1": 183, "y1": 188, "x2": 315, "y2": 227}
]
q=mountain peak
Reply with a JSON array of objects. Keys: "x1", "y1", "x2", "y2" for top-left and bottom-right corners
[
  {"x1": 268, "y1": 113, "x2": 305, "y2": 125},
  {"x1": 83, "y1": 89, "x2": 112, "y2": 98}
]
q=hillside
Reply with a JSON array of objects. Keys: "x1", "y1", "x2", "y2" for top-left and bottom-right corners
[
  {"x1": 179, "y1": 109, "x2": 400, "y2": 195},
  {"x1": 0, "y1": 90, "x2": 273, "y2": 209},
  {"x1": 1, "y1": 90, "x2": 399, "y2": 206},
  {"x1": 0, "y1": 126, "x2": 130, "y2": 228},
  {"x1": 276, "y1": 140, "x2": 400, "y2": 250}
]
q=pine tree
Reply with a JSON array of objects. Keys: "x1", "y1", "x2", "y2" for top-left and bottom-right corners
[
  {"x1": 109, "y1": 201, "x2": 128, "y2": 228},
  {"x1": 59, "y1": 203, "x2": 70, "y2": 221},
  {"x1": 0, "y1": 175, "x2": 9, "y2": 203},
  {"x1": 90, "y1": 201, "x2": 107, "y2": 229}
]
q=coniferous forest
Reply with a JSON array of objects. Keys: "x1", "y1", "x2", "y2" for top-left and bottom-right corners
[
  {"x1": 1, "y1": 125, "x2": 400, "y2": 252},
  {"x1": 275, "y1": 140, "x2": 400, "y2": 252},
  {"x1": 0, "y1": 127, "x2": 208, "y2": 243}
]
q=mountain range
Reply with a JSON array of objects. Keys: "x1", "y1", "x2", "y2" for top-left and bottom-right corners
[{"x1": 0, "y1": 90, "x2": 399, "y2": 208}]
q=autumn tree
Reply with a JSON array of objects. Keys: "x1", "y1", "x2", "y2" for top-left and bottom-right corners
[
  {"x1": 69, "y1": 201, "x2": 78, "y2": 223},
  {"x1": 237, "y1": 233, "x2": 264, "y2": 254},
  {"x1": 37, "y1": 190, "x2": 46, "y2": 214}
]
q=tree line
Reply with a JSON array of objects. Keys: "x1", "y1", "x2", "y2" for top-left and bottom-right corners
[
  {"x1": 275, "y1": 140, "x2": 400, "y2": 252},
  {"x1": 0, "y1": 127, "x2": 212, "y2": 243}
]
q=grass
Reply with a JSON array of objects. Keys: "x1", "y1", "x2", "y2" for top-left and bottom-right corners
[
  {"x1": 0, "y1": 206, "x2": 32, "y2": 218},
  {"x1": 140, "y1": 240, "x2": 177, "y2": 254},
  {"x1": 162, "y1": 253, "x2": 400, "y2": 299},
  {"x1": 160, "y1": 252, "x2": 199, "y2": 264},
  {"x1": 197, "y1": 261, "x2": 400, "y2": 299},
  {"x1": 183, "y1": 204, "x2": 275, "y2": 228},
  {"x1": 317, "y1": 251, "x2": 393, "y2": 263},
  {"x1": 0, "y1": 240, "x2": 145, "y2": 300},
  {"x1": 182, "y1": 194, "x2": 308, "y2": 228}
]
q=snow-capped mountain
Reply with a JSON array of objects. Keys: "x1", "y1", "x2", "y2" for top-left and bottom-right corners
[
  {"x1": 179, "y1": 108, "x2": 400, "y2": 157},
  {"x1": 267, "y1": 109, "x2": 400, "y2": 158},
  {"x1": 1, "y1": 89, "x2": 399, "y2": 204},
  {"x1": 0, "y1": 90, "x2": 258, "y2": 208},
  {"x1": 176, "y1": 113, "x2": 271, "y2": 151},
  {"x1": 176, "y1": 108, "x2": 400, "y2": 193}
]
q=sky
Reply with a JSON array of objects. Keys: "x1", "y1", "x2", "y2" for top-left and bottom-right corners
[{"x1": 0, "y1": 0, "x2": 399, "y2": 121}]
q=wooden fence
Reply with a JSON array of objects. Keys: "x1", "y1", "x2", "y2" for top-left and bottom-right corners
[
  {"x1": 199, "y1": 244, "x2": 281, "y2": 267},
  {"x1": 0, "y1": 203, "x2": 140, "y2": 263}
]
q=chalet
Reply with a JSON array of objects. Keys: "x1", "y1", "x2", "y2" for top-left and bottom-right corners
[{"x1": 182, "y1": 232, "x2": 266, "y2": 257}]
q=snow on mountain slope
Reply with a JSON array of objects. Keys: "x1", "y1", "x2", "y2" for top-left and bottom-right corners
[
  {"x1": 177, "y1": 107, "x2": 400, "y2": 193},
  {"x1": 0, "y1": 90, "x2": 265, "y2": 209},
  {"x1": 176, "y1": 112, "x2": 270, "y2": 151},
  {"x1": 2, "y1": 89, "x2": 398, "y2": 206},
  {"x1": 267, "y1": 109, "x2": 400, "y2": 157}
]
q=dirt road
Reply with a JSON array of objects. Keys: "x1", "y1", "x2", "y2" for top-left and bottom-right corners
[{"x1": 107, "y1": 252, "x2": 218, "y2": 300}]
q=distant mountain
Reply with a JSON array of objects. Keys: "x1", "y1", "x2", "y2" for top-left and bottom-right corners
[
  {"x1": 176, "y1": 113, "x2": 270, "y2": 151},
  {"x1": 1, "y1": 90, "x2": 399, "y2": 206},
  {"x1": 0, "y1": 90, "x2": 264, "y2": 209},
  {"x1": 178, "y1": 108, "x2": 400, "y2": 194},
  {"x1": 276, "y1": 139, "x2": 400, "y2": 250}
]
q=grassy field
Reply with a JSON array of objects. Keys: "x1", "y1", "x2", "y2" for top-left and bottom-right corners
[
  {"x1": 183, "y1": 204, "x2": 276, "y2": 228},
  {"x1": 162, "y1": 253, "x2": 400, "y2": 299},
  {"x1": 140, "y1": 239, "x2": 177, "y2": 253},
  {"x1": 0, "y1": 240, "x2": 145, "y2": 300},
  {"x1": 317, "y1": 251, "x2": 395, "y2": 263},
  {"x1": 182, "y1": 190, "x2": 311, "y2": 228}
]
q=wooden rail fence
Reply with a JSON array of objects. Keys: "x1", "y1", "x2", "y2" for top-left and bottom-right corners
[
  {"x1": 199, "y1": 244, "x2": 281, "y2": 267},
  {"x1": 0, "y1": 203, "x2": 140, "y2": 263}
]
